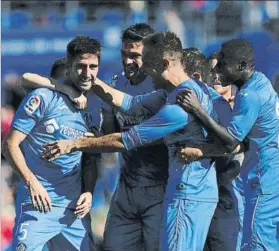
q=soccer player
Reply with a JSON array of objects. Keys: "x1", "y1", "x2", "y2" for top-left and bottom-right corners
[
  {"x1": 41, "y1": 31, "x2": 218, "y2": 251},
  {"x1": 99, "y1": 24, "x2": 169, "y2": 251},
  {"x1": 2, "y1": 36, "x2": 100, "y2": 251},
  {"x1": 50, "y1": 57, "x2": 68, "y2": 79},
  {"x1": 177, "y1": 39, "x2": 279, "y2": 250},
  {"x1": 23, "y1": 56, "x2": 99, "y2": 221},
  {"x1": 19, "y1": 24, "x2": 170, "y2": 251},
  {"x1": 101, "y1": 24, "x2": 170, "y2": 251},
  {"x1": 182, "y1": 49, "x2": 244, "y2": 251}
]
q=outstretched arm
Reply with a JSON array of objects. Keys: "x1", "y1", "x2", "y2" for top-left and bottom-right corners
[
  {"x1": 42, "y1": 133, "x2": 125, "y2": 161},
  {"x1": 177, "y1": 90, "x2": 257, "y2": 153},
  {"x1": 20, "y1": 73, "x2": 86, "y2": 108},
  {"x1": 91, "y1": 78, "x2": 125, "y2": 108},
  {"x1": 42, "y1": 103, "x2": 191, "y2": 160},
  {"x1": 179, "y1": 137, "x2": 245, "y2": 163},
  {"x1": 92, "y1": 78, "x2": 166, "y2": 117}
]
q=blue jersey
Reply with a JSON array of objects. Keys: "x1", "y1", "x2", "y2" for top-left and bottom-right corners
[
  {"x1": 101, "y1": 73, "x2": 169, "y2": 187},
  {"x1": 12, "y1": 88, "x2": 92, "y2": 208},
  {"x1": 227, "y1": 72, "x2": 279, "y2": 195},
  {"x1": 122, "y1": 79, "x2": 218, "y2": 202}
]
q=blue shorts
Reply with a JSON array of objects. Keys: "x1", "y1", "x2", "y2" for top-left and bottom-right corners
[
  {"x1": 12, "y1": 203, "x2": 95, "y2": 251},
  {"x1": 204, "y1": 179, "x2": 245, "y2": 251},
  {"x1": 241, "y1": 193, "x2": 279, "y2": 250},
  {"x1": 103, "y1": 179, "x2": 166, "y2": 251},
  {"x1": 160, "y1": 198, "x2": 216, "y2": 251}
]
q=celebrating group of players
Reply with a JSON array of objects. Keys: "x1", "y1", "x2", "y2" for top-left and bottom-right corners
[{"x1": 3, "y1": 23, "x2": 279, "y2": 251}]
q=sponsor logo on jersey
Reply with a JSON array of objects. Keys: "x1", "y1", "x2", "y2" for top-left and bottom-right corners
[
  {"x1": 44, "y1": 119, "x2": 85, "y2": 139},
  {"x1": 60, "y1": 125, "x2": 85, "y2": 139},
  {"x1": 24, "y1": 95, "x2": 40, "y2": 115}
]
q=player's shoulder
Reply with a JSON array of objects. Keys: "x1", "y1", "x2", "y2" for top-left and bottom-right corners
[
  {"x1": 206, "y1": 86, "x2": 222, "y2": 101},
  {"x1": 179, "y1": 78, "x2": 210, "y2": 101},
  {"x1": 107, "y1": 71, "x2": 128, "y2": 91},
  {"x1": 29, "y1": 87, "x2": 54, "y2": 96},
  {"x1": 24, "y1": 88, "x2": 55, "y2": 104},
  {"x1": 236, "y1": 86, "x2": 260, "y2": 107}
]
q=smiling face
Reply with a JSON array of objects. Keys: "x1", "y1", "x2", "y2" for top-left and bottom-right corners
[
  {"x1": 69, "y1": 53, "x2": 99, "y2": 92},
  {"x1": 121, "y1": 40, "x2": 146, "y2": 80}
]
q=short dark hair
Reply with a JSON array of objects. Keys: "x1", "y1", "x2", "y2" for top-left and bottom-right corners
[
  {"x1": 183, "y1": 47, "x2": 210, "y2": 80},
  {"x1": 122, "y1": 23, "x2": 155, "y2": 42},
  {"x1": 67, "y1": 35, "x2": 102, "y2": 64},
  {"x1": 50, "y1": 57, "x2": 67, "y2": 78},
  {"x1": 221, "y1": 39, "x2": 255, "y2": 68},
  {"x1": 143, "y1": 31, "x2": 183, "y2": 61}
]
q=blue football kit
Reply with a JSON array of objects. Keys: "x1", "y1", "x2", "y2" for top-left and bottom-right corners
[
  {"x1": 101, "y1": 73, "x2": 169, "y2": 251},
  {"x1": 225, "y1": 72, "x2": 279, "y2": 250},
  {"x1": 121, "y1": 79, "x2": 218, "y2": 251},
  {"x1": 12, "y1": 88, "x2": 96, "y2": 251},
  {"x1": 204, "y1": 87, "x2": 244, "y2": 251},
  {"x1": 120, "y1": 81, "x2": 247, "y2": 251}
]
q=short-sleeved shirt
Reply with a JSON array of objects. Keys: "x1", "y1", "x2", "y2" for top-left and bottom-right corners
[
  {"x1": 226, "y1": 71, "x2": 279, "y2": 195},
  {"x1": 12, "y1": 88, "x2": 92, "y2": 208},
  {"x1": 122, "y1": 79, "x2": 218, "y2": 202},
  {"x1": 100, "y1": 73, "x2": 169, "y2": 187}
]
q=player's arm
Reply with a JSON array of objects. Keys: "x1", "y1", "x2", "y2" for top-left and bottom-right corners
[
  {"x1": 177, "y1": 89, "x2": 260, "y2": 153},
  {"x1": 74, "y1": 152, "x2": 100, "y2": 218},
  {"x1": 100, "y1": 103, "x2": 117, "y2": 135},
  {"x1": 92, "y1": 78, "x2": 166, "y2": 117},
  {"x1": 42, "y1": 104, "x2": 190, "y2": 160},
  {"x1": 20, "y1": 73, "x2": 86, "y2": 107},
  {"x1": 179, "y1": 137, "x2": 246, "y2": 163},
  {"x1": 2, "y1": 130, "x2": 52, "y2": 213}
]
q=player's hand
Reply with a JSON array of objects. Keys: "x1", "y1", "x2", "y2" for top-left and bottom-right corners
[
  {"x1": 42, "y1": 140, "x2": 74, "y2": 161},
  {"x1": 73, "y1": 94, "x2": 88, "y2": 110},
  {"x1": 179, "y1": 147, "x2": 203, "y2": 163},
  {"x1": 74, "y1": 192, "x2": 92, "y2": 218},
  {"x1": 27, "y1": 175, "x2": 52, "y2": 213},
  {"x1": 55, "y1": 83, "x2": 87, "y2": 109},
  {"x1": 176, "y1": 90, "x2": 202, "y2": 113}
]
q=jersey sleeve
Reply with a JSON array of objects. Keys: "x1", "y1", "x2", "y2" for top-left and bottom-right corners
[
  {"x1": 120, "y1": 89, "x2": 167, "y2": 117},
  {"x1": 100, "y1": 101, "x2": 117, "y2": 134},
  {"x1": 12, "y1": 88, "x2": 52, "y2": 135},
  {"x1": 121, "y1": 103, "x2": 192, "y2": 150},
  {"x1": 226, "y1": 90, "x2": 260, "y2": 141}
]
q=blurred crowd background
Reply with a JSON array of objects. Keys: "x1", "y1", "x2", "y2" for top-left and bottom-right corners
[{"x1": 2, "y1": 0, "x2": 279, "y2": 250}]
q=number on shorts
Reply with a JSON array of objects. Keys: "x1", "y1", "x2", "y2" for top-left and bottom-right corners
[{"x1": 18, "y1": 223, "x2": 29, "y2": 241}]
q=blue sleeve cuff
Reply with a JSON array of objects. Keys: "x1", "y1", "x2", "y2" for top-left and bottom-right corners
[
  {"x1": 120, "y1": 94, "x2": 133, "y2": 112},
  {"x1": 121, "y1": 126, "x2": 142, "y2": 150},
  {"x1": 12, "y1": 123, "x2": 30, "y2": 136}
]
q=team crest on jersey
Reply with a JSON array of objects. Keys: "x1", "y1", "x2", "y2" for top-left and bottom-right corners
[
  {"x1": 24, "y1": 95, "x2": 40, "y2": 115},
  {"x1": 16, "y1": 242, "x2": 26, "y2": 251},
  {"x1": 109, "y1": 74, "x2": 119, "y2": 87},
  {"x1": 84, "y1": 112, "x2": 92, "y2": 127},
  {"x1": 239, "y1": 91, "x2": 248, "y2": 97}
]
